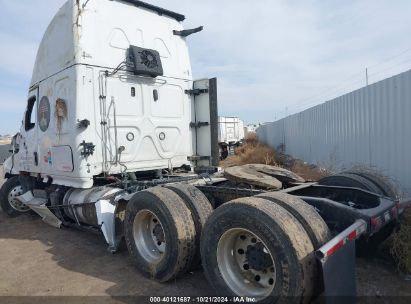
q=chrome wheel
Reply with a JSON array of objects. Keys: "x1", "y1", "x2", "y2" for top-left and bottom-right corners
[
  {"x1": 133, "y1": 209, "x2": 166, "y2": 264},
  {"x1": 217, "y1": 228, "x2": 276, "y2": 298},
  {"x1": 7, "y1": 185, "x2": 29, "y2": 212}
]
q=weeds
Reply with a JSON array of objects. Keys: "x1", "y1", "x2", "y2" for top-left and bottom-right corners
[
  {"x1": 290, "y1": 160, "x2": 330, "y2": 181},
  {"x1": 220, "y1": 134, "x2": 328, "y2": 182},
  {"x1": 391, "y1": 209, "x2": 411, "y2": 274},
  {"x1": 220, "y1": 134, "x2": 280, "y2": 168}
]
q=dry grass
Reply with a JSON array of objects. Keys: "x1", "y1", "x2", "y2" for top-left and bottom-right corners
[
  {"x1": 220, "y1": 134, "x2": 280, "y2": 168},
  {"x1": 290, "y1": 160, "x2": 330, "y2": 181},
  {"x1": 391, "y1": 209, "x2": 411, "y2": 274},
  {"x1": 346, "y1": 165, "x2": 401, "y2": 199},
  {"x1": 220, "y1": 135, "x2": 328, "y2": 182}
]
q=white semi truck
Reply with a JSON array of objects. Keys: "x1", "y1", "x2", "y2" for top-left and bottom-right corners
[{"x1": 0, "y1": 1, "x2": 402, "y2": 303}]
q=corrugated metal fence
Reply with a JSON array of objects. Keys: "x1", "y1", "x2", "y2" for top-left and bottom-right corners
[{"x1": 257, "y1": 69, "x2": 411, "y2": 195}]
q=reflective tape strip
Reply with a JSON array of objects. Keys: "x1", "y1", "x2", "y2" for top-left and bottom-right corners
[{"x1": 316, "y1": 219, "x2": 367, "y2": 262}]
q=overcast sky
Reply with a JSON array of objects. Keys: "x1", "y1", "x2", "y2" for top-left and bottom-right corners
[{"x1": 1, "y1": 0, "x2": 411, "y2": 134}]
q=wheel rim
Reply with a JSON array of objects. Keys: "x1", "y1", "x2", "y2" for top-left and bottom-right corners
[
  {"x1": 217, "y1": 228, "x2": 276, "y2": 298},
  {"x1": 133, "y1": 209, "x2": 166, "y2": 264},
  {"x1": 7, "y1": 185, "x2": 30, "y2": 212}
]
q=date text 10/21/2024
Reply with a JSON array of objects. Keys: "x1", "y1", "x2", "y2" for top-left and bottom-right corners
[{"x1": 149, "y1": 297, "x2": 257, "y2": 303}]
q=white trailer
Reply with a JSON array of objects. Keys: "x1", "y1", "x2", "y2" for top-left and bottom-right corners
[
  {"x1": 0, "y1": 1, "x2": 402, "y2": 303},
  {"x1": 218, "y1": 116, "x2": 245, "y2": 159}
]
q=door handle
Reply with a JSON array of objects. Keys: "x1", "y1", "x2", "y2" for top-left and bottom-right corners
[{"x1": 34, "y1": 152, "x2": 38, "y2": 166}]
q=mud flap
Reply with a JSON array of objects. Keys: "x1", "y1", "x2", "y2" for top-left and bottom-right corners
[
  {"x1": 316, "y1": 219, "x2": 367, "y2": 304},
  {"x1": 319, "y1": 240, "x2": 356, "y2": 304}
]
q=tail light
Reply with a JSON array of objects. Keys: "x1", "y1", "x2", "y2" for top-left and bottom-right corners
[{"x1": 370, "y1": 216, "x2": 383, "y2": 232}]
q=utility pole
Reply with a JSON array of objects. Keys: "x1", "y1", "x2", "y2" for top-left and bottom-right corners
[{"x1": 366, "y1": 68, "x2": 369, "y2": 86}]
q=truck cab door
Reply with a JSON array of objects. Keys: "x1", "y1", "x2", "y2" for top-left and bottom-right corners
[
  {"x1": 188, "y1": 78, "x2": 219, "y2": 170},
  {"x1": 20, "y1": 88, "x2": 39, "y2": 172}
]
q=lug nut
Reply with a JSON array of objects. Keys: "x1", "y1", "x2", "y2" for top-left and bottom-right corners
[
  {"x1": 243, "y1": 264, "x2": 249, "y2": 270},
  {"x1": 255, "y1": 275, "x2": 261, "y2": 282},
  {"x1": 269, "y1": 278, "x2": 274, "y2": 285},
  {"x1": 238, "y1": 249, "x2": 244, "y2": 255}
]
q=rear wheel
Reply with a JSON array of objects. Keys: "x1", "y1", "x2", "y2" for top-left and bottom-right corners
[
  {"x1": 201, "y1": 197, "x2": 316, "y2": 303},
  {"x1": 0, "y1": 176, "x2": 31, "y2": 217},
  {"x1": 319, "y1": 172, "x2": 397, "y2": 255},
  {"x1": 256, "y1": 192, "x2": 331, "y2": 249},
  {"x1": 218, "y1": 228, "x2": 277, "y2": 297},
  {"x1": 318, "y1": 173, "x2": 382, "y2": 195},
  {"x1": 256, "y1": 192, "x2": 330, "y2": 295},
  {"x1": 124, "y1": 187, "x2": 196, "y2": 282},
  {"x1": 343, "y1": 171, "x2": 399, "y2": 255},
  {"x1": 343, "y1": 171, "x2": 398, "y2": 199},
  {"x1": 164, "y1": 184, "x2": 213, "y2": 268}
]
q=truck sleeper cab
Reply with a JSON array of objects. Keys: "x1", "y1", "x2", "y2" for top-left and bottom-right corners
[{"x1": 3, "y1": 0, "x2": 217, "y2": 189}]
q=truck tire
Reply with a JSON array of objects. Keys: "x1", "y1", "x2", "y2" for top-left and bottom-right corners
[
  {"x1": 319, "y1": 172, "x2": 395, "y2": 255},
  {"x1": 318, "y1": 173, "x2": 382, "y2": 195},
  {"x1": 164, "y1": 184, "x2": 213, "y2": 269},
  {"x1": 0, "y1": 176, "x2": 31, "y2": 217},
  {"x1": 256, "y1": 192, "x2": 331, "y2": 249},
  {"x1": 342, "y1": 171, "x2": 398, "y2": 199},
  {"x1": 124, "y1": 187, "x2": 196, "y2": 282},
  {"x1": 345, "y1": 171, "x2": 399, "y2": 252},
  {"x1": 201, "y1": 197, "x2": 316, "y2": 303}
]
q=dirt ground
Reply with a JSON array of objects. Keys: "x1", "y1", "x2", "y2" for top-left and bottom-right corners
[
  {"x1": 0, "y1": 169, "x2": 410, "y2": 302},
  {"x1": 0, "y1": 171, "x2": 3, "y2": 185}
]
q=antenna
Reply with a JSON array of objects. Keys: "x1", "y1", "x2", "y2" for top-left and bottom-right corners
[{"x1": 366, "y1": 68, "x2": 369, "y2": 86}]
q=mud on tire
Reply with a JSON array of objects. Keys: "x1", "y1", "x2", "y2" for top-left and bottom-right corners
[
  {"x1": 342, "y1": 171, "x2": 399, "y2": 199},
  {"x1": 164, "y1": 184, "x2": 213, "y2": 268},
  {"x1": 256, "y1": 192, "x2": 331, "y2": 249},
  {"x1": 200, "y1": 197, "x2": 317, "y2": 303},
  {"x1": 124, "y1": 187, "x2": 196, "y2": 282}
]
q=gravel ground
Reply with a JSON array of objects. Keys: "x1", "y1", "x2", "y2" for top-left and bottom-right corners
[{"x1": 0, "y1": 167, "x2": 410, "y2": 303}]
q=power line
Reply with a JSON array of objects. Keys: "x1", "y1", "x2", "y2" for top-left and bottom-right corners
[
  {"x1": 291, "y1": 46, "x2": 411, "y2": 114},
  {"x1": 293, "y1": 70, "x2": 364, "y2": 106},
  {"x1": 369, "y1": 57, "x2": 411, "y2": 80},
  {"x1": 367, "y1": 47, "x2": 411, "y2": 69},
  {"x1": 294, "y1": 72, "x2": 365, "y2": 110}
]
